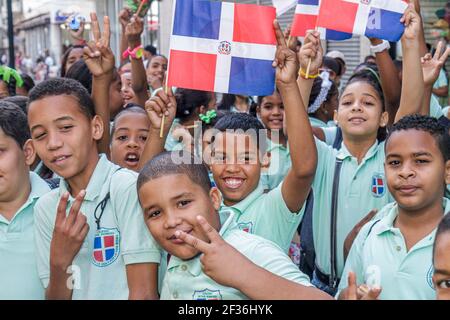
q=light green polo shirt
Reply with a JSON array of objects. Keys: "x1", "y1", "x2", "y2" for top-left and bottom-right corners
[
  {"x1": 164, "y1": 118, "x2": 184, "y2": 152},
  {"x1": 430, "y1": 95, "x2": 444, "y2": 119},
  {"x1": 34, "y1": 154, "x2": 161, "y2": 300},
  {"x1": 160, "y1": 211, "x2": 313, "y2": 300},
  {"x1": 312, "y1": 139, "x2": 394, "y2": 278},
  {"x1": 338, "y1": 199, "x2": 450, "y2": 300},
  {"x1": 219, "y1": 181, "x2": 303, "y2": 253},
  {"x1": 0, "y1": 172, "x2": 49, "y2": 300},
  {"x1": 309, "y1": 117, "x2": 329, "y2": 128},
  {"x1": 433, "y1": 69, "x2": 448, "y2": 107},
  {"x1": 260, "y1": 139, "x2": 291, "y2": 191}
]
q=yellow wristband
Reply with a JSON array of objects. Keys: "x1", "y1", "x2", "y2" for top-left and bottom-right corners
[{"x1": 298, "y1": 68, "x2": 319, "y2": 80}]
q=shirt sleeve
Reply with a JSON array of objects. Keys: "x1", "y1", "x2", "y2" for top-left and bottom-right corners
[
  {"x1": 258, "y1": 183, "x2": 305, "y2": 252},
  {"x1": 322, "y1": 127, "x2": 338, "y2": 146},
  {"x1": 249, "y1": 238, "x2": 313, "y2": 287},
  {"x1": 430, "y1": 95, "x2": 444, "y2": 119},
  {"x1": 33, "y1": 195, "x2": 54, "y2": 289},
  {"x1": 111, "y1": 171, "x2": 162, "y2": 265}
]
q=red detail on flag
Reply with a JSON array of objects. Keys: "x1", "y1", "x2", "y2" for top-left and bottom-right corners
[
  {"x1": 94, "y1": 250, "x2": 103, "y2": 262},
  {"x1": 372, "y1": 186, "x2": 377, "y2": 193},
  {"x1": 233, "y1": 4, "x2": 276, "y2": 45},
  {"x1": 103, "y1": 235, "x2": 114, "y2": 248},
  {"x1": 167, "y1": 50, "x2": 217, "y2": 92},
  {"x1": 291, "y1": 14, "x2": 317, "y2": 37},
  {"x1": 317, "y1": 0, "x2": 359, "y2": 34},
  {"x1": 377, "y1": 178, "x2": 383, "y2": 186}
]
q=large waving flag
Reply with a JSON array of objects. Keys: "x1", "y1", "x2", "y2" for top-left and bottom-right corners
[
  {"x1": 316, "y1": 0, "x2": 408, "y2": 42},
  {"x1": 291, "y1": 0, "x2": 352, "y2": 40},
  {"x1": 167, "y1": 0, "x2": 277, "y2": 96}
]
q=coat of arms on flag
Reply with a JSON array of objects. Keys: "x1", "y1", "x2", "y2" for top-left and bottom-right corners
[
  {"x1": 167, "y1": 0, "x2": 277, "y2": 96},
  {"x1": 316, "y1": 0, "x2": 408, "y2": 42},
  {"x1": 291, "y1": 0, "x2": 352, "y2": 40},
  {"x1": 371, "y1": 173, "x2": 386, "y2": 198},
  {"x1": 92, "y1": 228, "x2": 120, "y2": 267}
]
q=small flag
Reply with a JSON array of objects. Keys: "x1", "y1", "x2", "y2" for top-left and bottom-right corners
[
  {"x1": 167, "y1": 0, "x2": 277, "y2": 96},
  {"x1": 316, "y1": 0, "x2": 408, "y2": 42},
  {"x1": 291, "y1": 0, "x2": 352, "y2": 40}
]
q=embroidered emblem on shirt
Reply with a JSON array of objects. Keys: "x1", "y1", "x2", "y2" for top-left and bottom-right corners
[
  {"x1": 92, "y1": 228, "x2": 120, "y2": 267},
  {"x1": 371, "y1": 173, "x2": 386, "y2": 198},
  {"x1": 193, "y1": 288, "x2": 223, "y2": 300}
]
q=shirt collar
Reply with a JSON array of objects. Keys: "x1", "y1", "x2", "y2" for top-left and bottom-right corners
[
  {"x1": 376, "y1": 198, "x2": 450, "y2": 236},
  {"x1": 59, "y1": 154, "x2": 114, "y2": 201},
  {"x1": 337, "y1": 140, "x2": 380, "y2": 161},
  {"x1": 220, "y1": 183, "x2": 265, "y2": 215}
]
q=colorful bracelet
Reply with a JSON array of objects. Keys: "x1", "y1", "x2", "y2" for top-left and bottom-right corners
[
  {"x1": 122, "y1": 44, "x2": 144, "y2": 60},
  {"x1": 298, "y1": 68, "x2": 320, "y2": 80}
]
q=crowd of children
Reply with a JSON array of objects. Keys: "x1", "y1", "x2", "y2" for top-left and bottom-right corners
[{"x1": 0, "y1": 1, "x2": 449, "y2": 300}]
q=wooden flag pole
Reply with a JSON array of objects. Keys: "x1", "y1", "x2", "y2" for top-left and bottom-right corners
[{"x1": 136, "y1": 0, "x2": 148, "y2": 17}]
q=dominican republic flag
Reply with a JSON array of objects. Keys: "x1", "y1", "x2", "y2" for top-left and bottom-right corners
[
  {"x1": 371, "y1": 174, "x2": 385, "y2": 197},
  {"x1": 167, "y1": 0, "x2": 277, "y2": 96},
  {"x1": 291, "y1": 0, "x2": 352, "y2": 40},
  {"x1": 316, "y1": 0, "x2": 408, "y2": 42}
]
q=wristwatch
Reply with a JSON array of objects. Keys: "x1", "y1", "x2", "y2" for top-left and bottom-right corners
[{"x1": 370, "y1": 40, "x2": 391, "y2": 54}]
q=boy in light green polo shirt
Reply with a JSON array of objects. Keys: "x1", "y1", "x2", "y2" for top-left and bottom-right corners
[
  {"x1": 137, "y1": 152, "x2": 328, "y2": 300},
  {"x1": 28, "y1": 78, "x2": 161, "y2": 300},
  {"x1": 338, "y1": 115, "x2": 450, "y2": 300},
  {"x1": 0, "y1": 102, "x2": 50, "y2": 300},
  {"x1": 139, "y1": 21, "x2": 317, "y2": 254}
]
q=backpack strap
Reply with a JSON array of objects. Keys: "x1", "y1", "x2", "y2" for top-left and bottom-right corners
[
  {"x1": 93, "y1": 168, "x2": 123, "y2": 230},
  {"x1": 332, "y1": 127, "x2": 343, "y2": 150},
  {"x1": 45, "y1": 178, "x2": 60, "y2": 190},
  {"x1": 330, "y1": 158, "x2": 344, "y2": 289},
  {"x1": 298, "y1": 190, "x2": 315, "y2": 279}
]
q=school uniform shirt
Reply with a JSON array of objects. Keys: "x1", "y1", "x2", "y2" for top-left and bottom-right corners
[
  {"x1": 164, "y1": 119, "x2": 184, "y2": 152},
  {"x1": 219, "y1": 181, "x2": 303, "y2": 253},
  {"x1": 260, "y1": 139, "x2": 291, "y2": 191},
  {"x1": 433, "y1": 69, "x2": 448, "y2": 108},
  {"x1": 0, "y1": 172, "x2": 50, "y2": 300},
  {"x1": 34, "y1": 154, "x2": 161, "y2": 300},
  {"x1": 430, "y1": 95, "x2": 444, "y2": 119},
  {"x1": 160, "y1": 211, "x2": 313, "y2": 300},
  {"x1": 338, "y1": 199, "x2": 450, "y2": 300},
  {"x1": 312, "y1": 138, "x2": 394, "y2": 279}
]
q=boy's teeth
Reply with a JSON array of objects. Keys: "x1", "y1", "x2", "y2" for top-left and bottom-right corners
[{"x1": 225, "y1": 178, "x2": 243, "y2": 188}]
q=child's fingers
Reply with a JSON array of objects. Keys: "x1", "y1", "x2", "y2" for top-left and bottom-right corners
[
  {"x1": 103, "y1": 16, "x2": 111, "y2": 48},
  {"x1": 66, "y1": 190, "x2": 86, "y2": 228},
  {"x1": 85, "y1": 41, "x2": 100, "y2": 58},
  {"x1": 148, "y1": 99, "x2": 164, "y2": 117},
  {"x1": 273, "y1": 20, "x2": 287, "y2": 48},
  {"x1": 55, "y1": 192, "x2": 70, "y2": 226},
  {"x1": 196, "y1": 215, "x2": 222, "y2": 244},
  {"x1": 175, "y1": 230, "x2": 210, "y2": 253},
  {"x1": 434, "y1": 41, "x2": 444, "y2": 60},
  {"x1": 78, "y1": 223, "x2": 90, "y2": 243},
  {"x1": 438, "y1": 47, "x2": 450, "y2": 64},
  {"x1": 361, "y1": 286, "x2": 382, "y2": 300},
  {"x1": 347, "y1": 271, "x2": 358, "y2": 300},
  {"x1": 71, "y1": 211, "x2": 88, "y2": 238},
  {"x1": 90, "y1": 12, "x2": 101, "y2": 43}
]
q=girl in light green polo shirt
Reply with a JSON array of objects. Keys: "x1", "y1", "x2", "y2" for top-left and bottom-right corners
[{"x1": 297, "y1": 5, "x2": 426, "y2": 295}]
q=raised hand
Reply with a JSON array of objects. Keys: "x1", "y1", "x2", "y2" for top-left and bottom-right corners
[
  {"x1": 401, "y1": 3, "x2": 421, "y2": 42},
  {"x1": 175, "y1": 215, "x2": 253, "y2": 289},
  {"x1": 125, "y1": 14, "x2": 144, "y2": 48},
  {"x1": 422, "y1": 41, "x2": 450, "y2": 87},
  {"x1": 144, "y1": 88, "x2": 177, "y2": 132},
  {"x1": 68, "y1": 16, "x2": 86, "y2": 44},
  {"x1": 340, "y1": 271, "x2": 382, "y2": 300},
  {"x1": 298, "y1": 30, "x2": 323, "y2": 77},
  {"x1": 83, "y1": 13, "x2": 115, "y2": 78},
  {"x1": 272, "y1": 20, "x2": 299, "y2": 86},
  {"x1": 119, "y1": 7, "x2": 132, "y2": 30},
  {"x1": 50, "y1": 191, "x2": 90, "y2": 270}
]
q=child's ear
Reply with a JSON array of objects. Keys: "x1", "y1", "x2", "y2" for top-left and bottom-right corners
[
  {"x1": 91, "y1": 115, "x2": 104, "y2": 141},
  {"x1": 379, "y1": 111, "x2": 389, "y2": 128},
  {"x1": 445, "y1": 160, "x2": 450, "y2": 185},
  {"x1": 23, "y1": 139, "x2": 36, "y2": 167},
  {"x1": 256, "y1": 106, "x2": 261, "y2": 116},
  {"x1": 210, "y1": 187, "x2": 222, "y2": 211}
]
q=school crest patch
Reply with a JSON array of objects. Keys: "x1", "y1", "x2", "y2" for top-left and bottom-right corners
[
  {"x1": 238, "y1": 222, "x2": 253, "y2": 233},
  {"x1": 92, "y1": 228, "x2": 120, "y2": 267},
  {"x1": 193, "y1": 288, "x2": 223, "y2": 300},
  {"x1": 371, "y1": 174, "x2": 386, "y2": 198}
]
